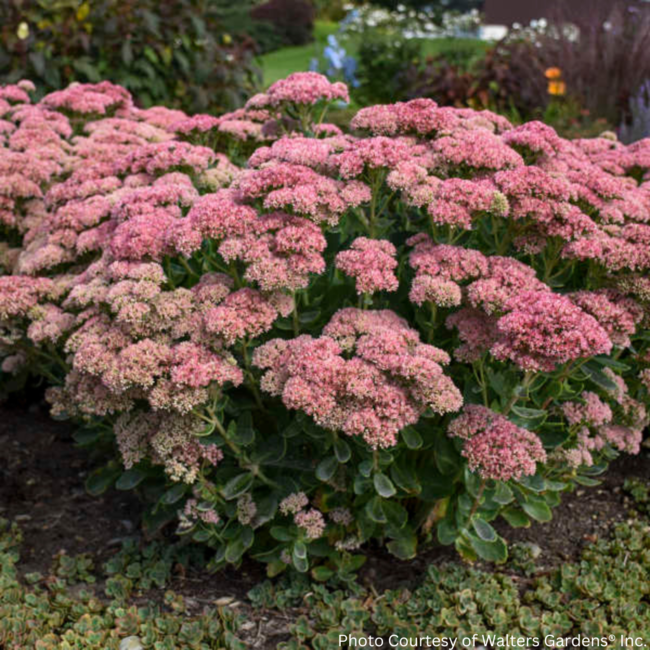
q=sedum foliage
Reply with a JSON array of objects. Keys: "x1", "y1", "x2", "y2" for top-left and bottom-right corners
[{"x1": 0, "y1": 520, "x2": 244, "y2": 650}]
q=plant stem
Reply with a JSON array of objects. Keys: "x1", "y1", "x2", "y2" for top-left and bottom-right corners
[
  {"x1": 503, "y1": 371, "x2": 535, "y2": 416},
  {"x1": 468, "y1": 479, "x2": 487, "y2": 521},
  {"x1": 179, "y1": 257, "x2": 198, "y2": 280},
  {"x1": 241, "y1": 340, "x2": 266, "y2": 413},
  {"x1": 229, "y1": 262, "x2": 243, "y2": 289},
  {"x1": 473, "y1": 358, "x2": 489, "y2": 406},
  {"x1": 369, "y1": 188, "x2": 378, "y2": 238},
  {"x1": 291, "y1": 291, "x2": 300, "y2": 336}
]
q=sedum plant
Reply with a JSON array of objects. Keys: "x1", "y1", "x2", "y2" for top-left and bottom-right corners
[{"x1": 0, "y1": 73, "x2": 649, "y2": 577}]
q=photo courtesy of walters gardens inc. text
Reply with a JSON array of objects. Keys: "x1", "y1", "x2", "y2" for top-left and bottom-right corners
[
  {"x1": 0, "y1": 0, "x2": 648, "y2": 648},
  {"x1": 338, "y1": 635, "x2": 649, "y2": 648}
]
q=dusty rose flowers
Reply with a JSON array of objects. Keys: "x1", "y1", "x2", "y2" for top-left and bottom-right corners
[
  {"x1": 335, "y1": 237, "x2": 399, "y2": 294},
  {"x1": 491, "y1": 291, "x2": 613, "y2": 372},
  {"x1": 448, "y1": 405, "x2": 546, "y2": 481},
  {"x1": 254, "y1": 309, "x2": 462, "y2": 449},
  {"x1": 246, "y1": 72, "x2": 349, "y2": 109}
]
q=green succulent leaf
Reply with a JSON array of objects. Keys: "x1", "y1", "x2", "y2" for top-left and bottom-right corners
[
  {"x1": 233, "y1": 411, "x2": 255, "y2": 446},
  {"x1": 467, "y1": 531, "x2": 508, "y2": 563},
  {"x1": 387, "y1": 534, "x2": 417, "y2": 560},
  {"x1": 365, "y1": 496, "x2": 388, "y2": 524},
  {"x1": 316, "y1": 455, "x2": 339, "y2": 482},
  {"x1": 270, "y1": 526, "x2": 293, "y2": 542},
  {"x1": 434, "y1": 434, "x2": 460, "y2": 475},
  {"x1": 85, "y1": 465, "x2": 120, "y2": 496},
  {"x1": 373, "y1": 472, "x2": 397, "y2": 498},
  {"x1": 221, "y1": 472, "x2": 254, "y2": 500},
  {"x1": 582, "y1": 362, "x2": 620, "y2": 392},
  {"x1": 501, "y1": 507, "x2": 531, "y2": 528},
  {"x1": 472, "y1": 517, "x2": 497, "y2": 542},
  {"x1": 521, "y1": 498, "x2": 552, "y2": 522},
  {"x1": 492, "y1": 482, "x2": 514, "y2": 505},
  {"x1": 115, "y1": 468, "x2": 146, "y2": 491},
  {"x1": 382, "y1": 501, "x2": 408, "y2": 530},
  {"x1": 401, "y1": 426, "x2": 423, "y2": 449},
  {"x1": 311, "y1": 566, "x2": 334, "y2": 581},
  {"x1": 437, "y1": 518, "x2": 459, "y2": 545},
  {"x1": 334, "y1": 438, "x2": 351, "y2": 463},
  {"x1": 161, "y1": 483, "x2": 187, "y2": 505},
  {"x1": 510, "y1": 405, "x2": 547, "y2": 430}
]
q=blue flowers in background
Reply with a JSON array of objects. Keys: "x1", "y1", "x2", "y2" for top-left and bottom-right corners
[{"x1": 311, "y1": 34, "x2": 359, "y2": 88}]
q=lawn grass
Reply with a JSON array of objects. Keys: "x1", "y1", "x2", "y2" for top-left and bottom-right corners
[
  {"x1": 420, "y1": 36, "x2": 489, "y2": 61},
  {"x1": 259, "y1": 21, "x2": 488, "y2": 88},
  {"x1": 258, "y1": 20, "x2": 340, "y2": 87}
]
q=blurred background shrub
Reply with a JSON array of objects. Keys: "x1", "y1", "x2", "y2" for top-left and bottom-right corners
[
  {"x1": 339, "y1": 0, "x2": 650, "y2": 140},
  {"x1": 251, "y1": 0, "x2": 316, "y2": 49},
  {"x1": 354, "y1": 34, "x2": 421, "y2": 105},
  {"x1": 2, "y1": 0, "x2": 650, "y2": 142},
  {"x1": 0, "y1": 0, "x2": 261, "y2": 113}
]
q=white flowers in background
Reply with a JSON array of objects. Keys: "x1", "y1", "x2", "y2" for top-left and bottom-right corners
[
  {"x1": 506, "y1": 17, "x2": 580, "y2": 45},
  {"x1": 338, "y1": 4, "x2": 482, "y2": 40}
]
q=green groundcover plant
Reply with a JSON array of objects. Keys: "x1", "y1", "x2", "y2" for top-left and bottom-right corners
[
  {"x1": 0, "y1": 74, "x2": 649, "y2": 579},
  {"x1": 1, "y1": 507, "x2": 649, "y2": 647}
]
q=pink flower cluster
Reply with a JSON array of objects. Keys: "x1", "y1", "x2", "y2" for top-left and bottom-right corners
[
  {"x1": 407, "y1": 236, "x2": 589, "y2": 367},
  {"x1": 502, "y1": 121, "x2": 564, "y2": 159},
  {"x1": 173, "y1": 105, "x2": 277, "y2": 146},
  {"x1": 217, "y1": 210, "x2": 327, "y2": 291},
  {"x1": 236, "y1": 161, "x2": 370, "y2": 226},
  {"x1": 448, "y1": 405, "x2": 546, "y2": 481},
  {"x1": 335, "y1": 237, "x2": 399, "y2": 294},
  {"x1": 115, "y1": 411, "x2": 223, "y2": 483},
  {"x1": 491, "y1": 291, "x2": 613, "y2": 372},
  {"x1": 568, "y1": 289, "x2": 644, "y2": 348},
  {"x1": 0, "y1": 275, "x2": 57, "y2": 319},
  {"x1": 561, "y1": 385, "x2": 647, "y2": 467},
  {"x1": 562, "y1": 391, "x2": 613, "y2": 427},
  {"x1": 41, "y1": 81, "x2": 133, "y2": 115},
  {"x1": 255, "y1": 308, "x2": 462, "y2": 448},
  {"x1": 351, "y1": 99, "x2": 511, "y2": 137},
  {"x1": 49, "y1": 254, "x2": 297, "y2": 419},
  {"x1": 278, "y1": 492, "x2": 326, "y2": 539},
  {"x1": 246, "y1": 72, "x2": 349, "y2": 108}
]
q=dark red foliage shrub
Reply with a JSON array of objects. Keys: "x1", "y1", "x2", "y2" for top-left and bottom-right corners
[{"x1": 403, "y1": 40, "x2": 547, "y2": 118}]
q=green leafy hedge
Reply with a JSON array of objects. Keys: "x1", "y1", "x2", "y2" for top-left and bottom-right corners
[{"x1": 0, "y1": 0, "x2": 260, "y2": 113}]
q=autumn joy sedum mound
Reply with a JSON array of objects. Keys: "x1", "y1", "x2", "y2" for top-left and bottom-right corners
[{"x1": 0, "y1": 73, "x2": 648, "y2": 579}]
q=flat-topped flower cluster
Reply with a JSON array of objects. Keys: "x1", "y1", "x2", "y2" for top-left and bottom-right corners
[{"x1": 0, "y1": 72, "x2": 648, "y2": 572}]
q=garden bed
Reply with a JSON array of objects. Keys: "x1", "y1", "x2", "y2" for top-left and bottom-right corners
[
  {"x1": 1, "y1": 72, "x2": 650, "y2": 648},
  {"x1": 2, "y1": 400, "x2": 649, "y2": 649},
  {"x1": 3, "y1": 399, "x2": 648, "y2": 589}
]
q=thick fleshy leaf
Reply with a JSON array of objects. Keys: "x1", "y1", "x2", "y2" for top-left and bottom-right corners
[
  {"x1": 472, "y1": 517, "x2": 497, "y2": 542},
  {"x1": 316, "y1": 456, "x2": 339, "y2": 481},
  {"x1": 467, "y1": 532, "x2": 508, "y2": 563},
  {"x1": 221, "y1": 472, "x2": 254, "y2": 500},
  {"x1": 373, "y1": 472, "x2": 397, "y2": 498}
]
